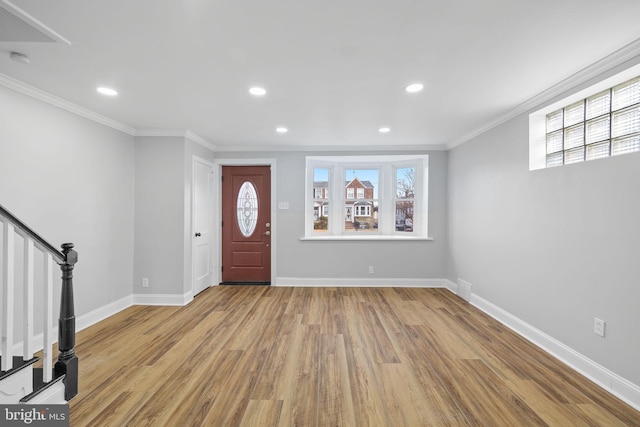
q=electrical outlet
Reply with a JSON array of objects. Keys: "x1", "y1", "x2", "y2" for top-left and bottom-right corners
[
  {"x1": 368, "y1": 266, "x2": 374, "y2": 274},
  {"x1": 594, "y1": 318, "x2": 605, "y2": 337},
  {"x1": 142, "y1": 278, "x2": 149, "y2": 288}
]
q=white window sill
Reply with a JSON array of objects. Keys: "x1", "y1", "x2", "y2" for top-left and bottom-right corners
[{"x1": 300, "y1": 235, "x2": 434, "y2": 241}]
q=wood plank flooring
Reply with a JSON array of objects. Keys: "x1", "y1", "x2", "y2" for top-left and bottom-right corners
[{"x1": 68, "y1": 286, "x2": 640, "y2": 426}]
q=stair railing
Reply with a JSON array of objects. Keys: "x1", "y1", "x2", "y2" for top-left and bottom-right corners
[{"x1": 0, "y1": 203, "x2": 78, "y2": 401}]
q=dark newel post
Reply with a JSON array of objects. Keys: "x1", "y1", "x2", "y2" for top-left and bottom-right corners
[{"x1": 55, "y1": 243, "x2": 79, "y2": 401}]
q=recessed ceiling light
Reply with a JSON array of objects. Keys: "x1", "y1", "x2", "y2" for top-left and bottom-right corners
[
  {"x1": 405, "y1": 83, "x2": 424, "y2": 93},
  {"x1": 249, "y1": 87, "x2": 266, "y2": 96},
  {"x1": 378, "y1": 127, "x2": 391, "y2": 133},
  {"x1": 96, "y1": 86, "x2": 118, "y2": 96},
  {"x1": 276, "y1": 127, "x2": 288, "y2": 133}
]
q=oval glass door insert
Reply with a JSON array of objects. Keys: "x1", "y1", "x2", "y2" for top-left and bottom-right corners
[{"x1": 237, "y1": 181, "x2": 258, "y2": 237}]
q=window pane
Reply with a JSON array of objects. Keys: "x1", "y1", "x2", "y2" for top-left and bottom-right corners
[
  {"x1": 546, "y1": 152, "x2": 563, "y2": 167},
  {"x1": 395, "y1": 201, "x2": 414, "y2": 232},
  {"x1": 313, "y1": 168, "x2": 329, "y2": 200},
  {"x1": 345, "y1": 201, "x2": 378, "y2": 232},
  {"x1": 564, "y1": 101, "x2": 585, "y2": 127},
  {"x1": 546, "y1": 130, "x2": 563, "y2": 154},
  {"x1": 564, "y1": 124, "x2": 584, "y2": 149},
  {"x1": 585, "y1": 115, "x2": 610, "y2": 144},
  {"x1": 396, "y1": 167, "x2": 415, "y2": 199},
  {"x1": 346, "y1": 169, "x2": 378, "y2": 199},
  {"x1": 314, "y1": 202, "x2": 329, "y2": 231},
  {"x1": 612, "y1": 134, "x2": 640, "y2": 156},
  {"x1": 546, "y1": 109, "x2": 563, "y2": 132},
  {"x1": 612, "y1": 104, "x2": 640, "y2": 138},
  {"x1": 612, "y1": 76, "x2": 640, "y2": 111},
  {"x1": 586, "y1": 90, "x2": 611, "y2": 119},
  {"x1": 586, "y1": 141, "x2": 610, "y2": 161},
  {"x1": 564, "y1": 146, "x2": 584, "y2": 164}
]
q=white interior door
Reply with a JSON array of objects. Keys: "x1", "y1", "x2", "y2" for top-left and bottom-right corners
[{"x1": 193, "y1": 157, "x2": 214, "y2": 296}]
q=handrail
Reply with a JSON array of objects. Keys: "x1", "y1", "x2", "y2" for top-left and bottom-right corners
[
  {"x1": 1, "y1": 202, "x2": 78, "y2": 400},
  {"x1": 0, "y1": 203, "x2": 64, "y2": 263}
]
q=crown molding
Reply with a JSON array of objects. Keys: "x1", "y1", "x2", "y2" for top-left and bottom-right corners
[
  {"x1": 213, "y1": 143, "x2": 447, "y2": 153},
  {"x1": 1, "y1": 0, "x2": 71, "y2": 45},
  {"x1": 0, "y1": 73, "x2": 136, "y2": 135},
  {"x1": 447, "y1": 36, "x2": 640, "y2": 150},
  {"x1": 135, "y1": 129, "x2": 216, "y2": 151},
  {"x1": 185, "y1": 130, "x2": 216, "y2": 151}
]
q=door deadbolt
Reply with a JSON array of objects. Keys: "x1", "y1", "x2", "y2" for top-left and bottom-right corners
[{"x1": 195, "y1": 232, "x2": 201, "y2": 237}]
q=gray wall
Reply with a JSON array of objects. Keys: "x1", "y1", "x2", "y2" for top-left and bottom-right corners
[
  {"x1": 447, "y1": 64, "x2": 640, "y2": 385},
  {"x1": 0, "y1": 85, "x2": 135, "y2": 316},
  {"x1": 215, "y1": 150, "x2": 449, "y2": 280},
  {"x1": 133, "y1": 136, "x2": 215, "y2": 296}
]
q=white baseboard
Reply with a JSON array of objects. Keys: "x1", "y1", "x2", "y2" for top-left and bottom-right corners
[
  {"x1": 132, "y1": 291, "x2": 193, "y2": 306},
  {"x1": 442, "y1": 279, "x2": 640, "y2": 412},
  {"x1": 77, "y1": 295, "x2": 134, "y2": 332},
  {"x1": 275, "y1": 277, "x2": 450, "y2": 288}
]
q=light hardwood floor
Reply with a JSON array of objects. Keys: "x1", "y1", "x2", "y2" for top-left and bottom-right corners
[{"x1": 68, "y1": 286, "x2": 639, "y2": 426}]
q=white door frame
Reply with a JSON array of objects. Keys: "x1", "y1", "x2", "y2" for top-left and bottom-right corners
[
  {"x1": 213, "y1": 158, "x2": 277, "y2": 285},
  {"x1": 191, "y1": 155, "x2": 215, "y2": 296}
]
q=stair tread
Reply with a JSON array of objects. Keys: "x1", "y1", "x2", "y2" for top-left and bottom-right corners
[
  {"x1": 19, "y1": 367, "x2": 66, "y2": 403},
  {"x1": 0, "y1": 356, "x2": 39, "y2": 381}
]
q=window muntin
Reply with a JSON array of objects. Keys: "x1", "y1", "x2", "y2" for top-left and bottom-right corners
[
  {"x1": 544, "y1": 75, "x2": 640, "y2": 168},
  {"x1": 305, "y1": 155, "x2": 429, "y2": 239}
]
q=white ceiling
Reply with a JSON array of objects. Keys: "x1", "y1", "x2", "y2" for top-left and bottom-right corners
[{"x1": 2, "y1": 0, "x2": 640, "y2": 150}]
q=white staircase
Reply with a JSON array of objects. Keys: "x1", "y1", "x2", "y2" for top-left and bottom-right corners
[{"x1": 1, "y1": 204, "x2": 78, "y2": 405}]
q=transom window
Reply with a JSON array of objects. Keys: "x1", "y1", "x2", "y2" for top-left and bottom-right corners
[
  {"x1": 544, "y1": 75, "x2": 640, "y2": 167},
  {"x1": 305, "y1": 155, "x2": 429, "y2": 239}
]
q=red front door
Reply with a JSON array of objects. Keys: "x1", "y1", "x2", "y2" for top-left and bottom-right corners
[{"x1": 221, "y1": 166, "x2": 271, "y2": 284}]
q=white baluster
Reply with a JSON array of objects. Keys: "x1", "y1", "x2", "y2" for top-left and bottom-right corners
[
  {"x1": 23, "y1": 237, "x2": 35, "y2": 360},
  {"x1": 43, "y1": 252, "x2": 54, "y2": 382},
  {"x1": 1, "y1": 222, "x2": 15, "y2": 371}
]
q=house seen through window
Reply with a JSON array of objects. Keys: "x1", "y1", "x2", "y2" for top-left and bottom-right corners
[{"x1": 306, "y1": 155, "x2": 428, "y2": 239}]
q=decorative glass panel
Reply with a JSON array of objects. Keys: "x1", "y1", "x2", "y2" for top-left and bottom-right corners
[
  {"x1": 236, "y1": 181, "x2": 258, "y2": 237},
  {"x1": 546, "y1": 152, "x2": 563, "y2": 168},
  {"x1": 564, "y1": 147, "x2": 584, "y2": 164},
  {"x1": 546, "y1": 109, "x2": 563, "y2": 133},
  {"x1": 564, "y1": 101, "x2": 585, "y2": 127},
  {"x1": 612, "y1": 76, "x2": 640, "y2": 111},
  {"x1": 564, "y1": 124, "x2": 584, "y2": 149},
  {"x1": 546, "y1": 130, "x2": 563, "y2": 154},
  {"x1": 612, "y1": 135, "x2": 640, "y2": 156},
  {"x1": 612, "y1": 104, "x2": 640, "y2": 138},
  {"x1": 586, "y1": 90, "x2": 611, "y2": 120},
  {"x1": 586, "y1": 141, "x2": 610, "y2": 161},
  {"x1": 585, "y1": 115, "x2": 610, "y2": 144}
]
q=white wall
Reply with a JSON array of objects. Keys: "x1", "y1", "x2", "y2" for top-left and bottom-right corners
[
  {"x1": 447, "y1": 62, "x2": 640, "y2": 387},
  {"x1": 215, "y1": 150, "x2": 449, "y2": 282},
  {"x1": 0, "y1": 85, "x2": 135, "y2": 317}
]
